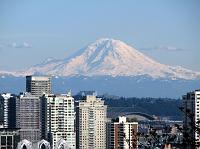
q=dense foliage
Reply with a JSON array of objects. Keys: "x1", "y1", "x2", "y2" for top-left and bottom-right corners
[
  {"x1": 103, "y1": 96, "x2": 182, "y2": 120},
  {"x1": 74, "y1": 94, "x2": 183, "y2": 120}
]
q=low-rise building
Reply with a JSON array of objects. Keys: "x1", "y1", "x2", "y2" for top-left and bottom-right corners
[
  {"x1": 0, "y1": 128, "x2": 20, "y2": 149},
  {"x1": 107, "y1": 116, "x2": 138, "y2": 149}
]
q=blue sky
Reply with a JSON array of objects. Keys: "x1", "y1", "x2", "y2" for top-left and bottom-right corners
[{"x1": 0, "y1": 0, "x2": 200, "y2": 71}]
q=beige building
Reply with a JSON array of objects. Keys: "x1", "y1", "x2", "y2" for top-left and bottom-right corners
[
  {"x1": 26, "y1": 76, "x2": 51, "y2": 97},
  {"x1": 76, "y1": 95, "x2": 107, "y2": 149},
  {"x1": 107, "y1": 116, "x2": 138, "y2": 149}
]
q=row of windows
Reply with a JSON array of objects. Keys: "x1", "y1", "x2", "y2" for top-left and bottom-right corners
[{"x1": 0, "y1": 136, "x2": 13, "y2": 146}]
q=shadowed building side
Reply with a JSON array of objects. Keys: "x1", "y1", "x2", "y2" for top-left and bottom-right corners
[{"x1": 26, "y1": 76, "x2": 51, "y2": 97}]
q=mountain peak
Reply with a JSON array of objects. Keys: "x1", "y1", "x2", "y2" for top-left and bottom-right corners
[
  {"x1": 91, "y1": 38, "x2": 129, "y2": 49},
  {"x1": 94, "y1": 38, "x2": 117, "y2": 43},
  {"x1": 82, "y1": 38, "x2": 141, "y2": 61},
  {"x1": 2, "y1": 38, "x2": 200, "y2": 80}
]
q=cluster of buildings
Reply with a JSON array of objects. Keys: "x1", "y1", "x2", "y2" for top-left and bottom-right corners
[
  {"x1": 182, "y1": 90, "x2": 200, "y2": 148},
  {"x1": 0, "y1": 76, "x2": 138, "y2": 149},
  {"x1": 0, "y1": 75, "x2": 199, "y2": 149}
]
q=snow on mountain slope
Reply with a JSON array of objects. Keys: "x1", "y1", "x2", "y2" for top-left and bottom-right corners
[{"x1": 1, "y1": 38, "x2": 200, "y2": 79}]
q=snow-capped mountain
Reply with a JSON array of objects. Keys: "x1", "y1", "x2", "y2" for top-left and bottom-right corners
[{"x1": 1, "y1": 38, "x2": 200, "y2": 80}]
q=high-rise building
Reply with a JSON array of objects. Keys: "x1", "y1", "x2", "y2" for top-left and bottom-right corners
[
  {"x1": 26, "y1": 76, "x2": 51, "y2": 97},
  {"x1": 0, "y1": 93, "x2": 16, "y2": 128},
  {"x1": 182, "y1": 90, "x2": 200, "y2": 147},
  {"x1": 16, "y1": 92, "x2": 41, "y2": 143},
  {"x1": 41, "y1": 92, "x2": 76, "y2": 149},
  {"x1": 106, "y1": 116, "x2": 138, "y2": 149},
  {"x1": 76, "y1": 95, "x2": 107, "y2": 149}
]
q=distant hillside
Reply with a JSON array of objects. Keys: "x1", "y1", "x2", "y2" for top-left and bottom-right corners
[
  {"x1": 101, "y1": 96, "x2": 182, "y2": 120},
  {"x1": 0, "y1": 76, "x2": 199, "y2": 98},
  {"x1": 73, "y1": 94, "x2": 183, "y2": 120}
]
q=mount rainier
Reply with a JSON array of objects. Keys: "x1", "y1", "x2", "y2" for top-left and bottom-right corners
[
  {"x1": 0, "y1": 38, "x2": 200, "y2": 97},
  {"x1": 2, "y1": 38, "x2": 200, "y2": 79}
]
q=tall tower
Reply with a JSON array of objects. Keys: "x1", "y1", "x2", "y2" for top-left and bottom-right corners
[
  {"x1": 106, "y1": 116, "x2": 138, "y2": 149},
  {"x1": 76, "y1": 95, "x2": 107, "y2": 149},
  {"x1": 26, "y1": 76, "x2": 51, "y2": 97},
  {"x1": 16, "y1": 92, "x2": 41, "y2": 142},
  {"x1": 41, "y1": 92, "x2": 76, "y2": 149},
  {"x1": 182, "y1": 90, "x2": 200, "y2": 147},
  {"x1": 0, "y1": 93, "x2": 16, "y2": 128}
]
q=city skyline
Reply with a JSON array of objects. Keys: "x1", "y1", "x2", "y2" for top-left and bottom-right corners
[
  {"x1": 0, "y1": 1, "x2": 199, "y2": 147},
  {"x1": 0, "y1": 74, "x2": 199, "y2": 148},
  {"x1": 0, "y1": 0, "x2": 200, "y2": 71}
]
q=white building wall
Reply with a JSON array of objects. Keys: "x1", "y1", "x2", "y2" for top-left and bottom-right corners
[
  {"x1": 46, "y1": 93, "x2": 75, "y2": 149},
  {"x1": 2, "y1": 93, "x2": 11, "y2": 128}
]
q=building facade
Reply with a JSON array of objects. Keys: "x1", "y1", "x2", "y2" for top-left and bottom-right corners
[
  {"x1": 183, "y1": 90, "x2": 200, "y2": 148},
  {"x1": 107, "y1": 116, "x2": 138, "y2": 149},
  {"x1": 26, "y1": 76, "x2": 51, "y2": 97},
  {"x1": 0, "y1": 128, "x2": 20, "y2": 149},
  {"x1": 16, "y1": 92, "x2": 41, "y2": 143},
  {"x1": 76, "y1": 95, "x2": 107, "y2": 149},
  {"x1": 41, "y1": 92, "x2": 76, "y2": 149},
  {"x1": 0, "y1": 93, "x2": 16, "y2": 128}
]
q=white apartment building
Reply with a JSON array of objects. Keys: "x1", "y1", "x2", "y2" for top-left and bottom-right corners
[
  {"x1": 107, "y1": 116, "x2": 138, "y2": 149},
  {"x1": 0, "y1": 93, "x2": 12, "y2": 128},
  {"x1": 183, "y1": 90, "x2": 200, "y2": 148},
  {"x1": 43, "y1": 92, "x2": 76, "y2": 149},
  {"x1": 76, "y1": 95, "x2": 107, "y2": 149}
]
